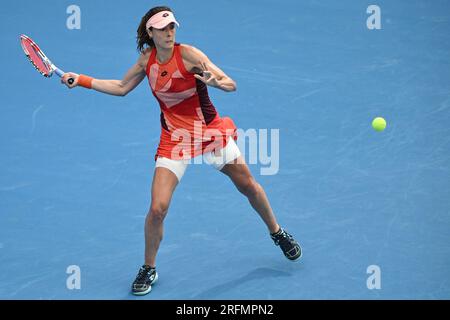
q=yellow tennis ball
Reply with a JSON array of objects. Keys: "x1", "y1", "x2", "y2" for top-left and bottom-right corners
[{"x1": 372, "y1": 117, "x2": 387, "y2": 131}]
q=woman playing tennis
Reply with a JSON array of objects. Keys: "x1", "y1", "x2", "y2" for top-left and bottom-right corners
[{"x1": 61, "y1": 6, "x2": 301, "y2": 296}]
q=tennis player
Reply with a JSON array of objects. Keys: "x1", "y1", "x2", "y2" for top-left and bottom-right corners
[{"x1": 61, "y1": 6, "x2": 302, "y2": 296}]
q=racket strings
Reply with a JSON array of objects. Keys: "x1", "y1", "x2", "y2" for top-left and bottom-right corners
[{"x1": 20, "y1": 37, "x2": 52, "y2": 77}]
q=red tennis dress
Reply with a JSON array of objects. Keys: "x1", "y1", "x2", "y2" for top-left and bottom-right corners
[{"x1": 145, "y1": 43, "x2": 237, "y2": 160}]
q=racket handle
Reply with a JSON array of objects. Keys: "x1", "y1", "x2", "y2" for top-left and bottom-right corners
[{"x1": 54, "y1": 67, "x2": 74, "y2": 85}]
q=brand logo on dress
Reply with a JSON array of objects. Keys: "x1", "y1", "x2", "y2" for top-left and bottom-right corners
[{"x1": 161, "y1": 71, "x2": 168, "y2": 77}]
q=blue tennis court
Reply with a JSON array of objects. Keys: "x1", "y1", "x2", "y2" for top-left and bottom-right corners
[{"x1": 1, "y1": 0, "x2": 449, "y2": 299}]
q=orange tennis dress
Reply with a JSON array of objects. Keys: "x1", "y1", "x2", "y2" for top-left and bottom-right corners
[{"x1": 145, "y1": 43, "x2": 237, "y2": 160}]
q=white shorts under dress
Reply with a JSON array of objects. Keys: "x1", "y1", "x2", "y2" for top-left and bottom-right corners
[{"x1": 155, "y1": 136, "x2": 241, "y2": 181}]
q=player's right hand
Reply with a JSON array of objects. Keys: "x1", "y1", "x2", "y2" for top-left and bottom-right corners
[{"x1": 61, "y1": 72, "x2": 79, "y2": 89}]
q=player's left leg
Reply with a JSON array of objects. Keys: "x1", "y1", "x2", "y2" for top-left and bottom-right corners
[
  {"x1": 220, "y1": 156, "x2": 301, "y2": 260},
  {"x1": 204, "y1": 137, "x2": 302, "y2": 261},
  {"x1": 220, "y1": 155, "x2": 279, "y2": 233}
]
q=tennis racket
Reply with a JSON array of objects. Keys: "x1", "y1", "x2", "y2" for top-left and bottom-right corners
[{"x1": 20, "y1": 34, "x2": 74, "y2": 84}]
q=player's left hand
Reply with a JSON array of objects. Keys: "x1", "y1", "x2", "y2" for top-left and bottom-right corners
[{"x1": 194, "y1": 62, "x2": 221, "y2": 88}]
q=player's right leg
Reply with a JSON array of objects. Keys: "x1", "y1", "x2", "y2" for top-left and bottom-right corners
[{"x1": 131, "y1": 157, "x2": 187, "y2": 295}]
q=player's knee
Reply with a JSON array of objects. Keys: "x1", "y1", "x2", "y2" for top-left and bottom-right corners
[{"x1": 148, "y1": 202, "x2": 169, "y2": 222}]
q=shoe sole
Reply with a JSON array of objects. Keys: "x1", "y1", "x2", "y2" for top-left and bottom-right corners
[{"x1": 131, "y1": 272, "x2": 158, "y2": 296}]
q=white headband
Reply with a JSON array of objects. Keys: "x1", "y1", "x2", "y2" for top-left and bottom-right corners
[{"x1": 146, "y1": 11, "x2": 179, "y2": 30}]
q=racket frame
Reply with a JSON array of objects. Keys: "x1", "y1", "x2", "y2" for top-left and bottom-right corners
[{"x1": 20, "y1": 34, "x2": 65, "y2": 78}]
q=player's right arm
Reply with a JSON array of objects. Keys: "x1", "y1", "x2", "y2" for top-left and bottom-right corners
[{"x1": 61, "y1": 50, "x2": 150, "y2": 96}]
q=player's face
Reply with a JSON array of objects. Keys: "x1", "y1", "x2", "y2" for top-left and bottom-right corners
[{"x1": 149, "y1": 23, "x2": 176, "y2": 49}]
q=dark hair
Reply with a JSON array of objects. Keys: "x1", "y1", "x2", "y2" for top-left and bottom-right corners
[{"x1": 136, "y1": 6, "x2": 173, "y2": 53}]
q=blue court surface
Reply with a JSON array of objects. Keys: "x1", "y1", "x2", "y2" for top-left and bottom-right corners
[{"x1": 1, "y1": 0, "x2": 449, "y2": 299}]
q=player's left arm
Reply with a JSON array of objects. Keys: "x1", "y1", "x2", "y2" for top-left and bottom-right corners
[{"x1": 182, "y1": 45, "x2": 236, "y2": 92}]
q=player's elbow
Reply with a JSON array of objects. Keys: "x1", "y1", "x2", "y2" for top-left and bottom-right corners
[
  {"x1": 222, "y1": 77, "x2": 236, "y2": 92},
  {"x1": 113, "y1": 89, "x2": 127, "y2": 97},
  {"x1": 117, "y1": 82, "x2": 129, "y2": 96},
  {"x1": 229, "y1": 80, "x2": 237, "y2": 92},
  {"x1": 230, "y1": 78, "x2": 237, "y2": 91}
]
